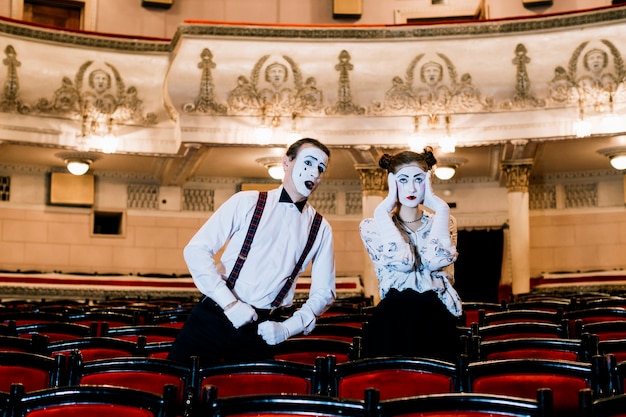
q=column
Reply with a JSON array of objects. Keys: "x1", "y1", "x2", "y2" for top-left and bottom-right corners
[
  {"x1": 355, "y1": 164, "x2": 387, "y2": 304},
  {"x1": 501, "y1": 159, "x2": 533, "y2": 296}
]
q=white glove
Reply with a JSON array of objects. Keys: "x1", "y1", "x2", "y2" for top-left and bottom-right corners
[
  {"x1": 224, "y1": 301, "x2": 258, "y2": 329},
  {"x1": 424, "y1": 171, "x2": 451, "y2": 245},
  {"x1": 374, "y1": 172, "x2": 404, "y2": 242},
  {"x1": 257, "y1": 321, "x2": 290, "y2": 345},
  {"x1": 376, "y1": 172, "x2": 398, "y2": 215},
  {"x1": 423, "y1": 171, "x2": 449, "y2": 212}
]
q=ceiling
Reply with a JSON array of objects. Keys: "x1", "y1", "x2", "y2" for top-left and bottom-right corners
[
  {"x1": 1, "y1": 134, "x2": 623, "y2": 185},
  {"x1": 2, "y1": 8, "x2": 626, "y2": 185}
]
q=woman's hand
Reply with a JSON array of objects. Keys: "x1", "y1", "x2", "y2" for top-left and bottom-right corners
[
  {"x1": 424, "y1": 171, "x2": 452, "y2": 246},
  {"x1": 378, "y1": 172, "x2": 398, "y2": 214},
  {"x1": 423, "y1": 171, "x2": 449, "y2": 213}
]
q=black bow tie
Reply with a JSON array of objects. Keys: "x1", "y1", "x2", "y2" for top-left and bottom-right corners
[{"x1": 279, "y1": 188, "x2": 307, "y2": 212}]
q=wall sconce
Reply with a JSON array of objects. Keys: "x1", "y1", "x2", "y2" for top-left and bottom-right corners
[
  {"x1": 434, "y1": 157, "x2": 467, "y2": 181},
  {"x1": 56, "y1": 152, "x2": 101, "y2": 176},
  {"x1": 256, "y1": 157, "x2": 284, "y2": 180},
  {"x1": 597, "y1": 146, "x2": 626, "y2": 171}
]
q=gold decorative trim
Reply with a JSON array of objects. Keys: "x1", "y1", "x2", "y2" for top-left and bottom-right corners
[
  {"x1": 177, "y1": 7, "x2": 626, "y2": 41},
  {"x1": 0, "y1": 17, "x2": 170, "y2": 53}
]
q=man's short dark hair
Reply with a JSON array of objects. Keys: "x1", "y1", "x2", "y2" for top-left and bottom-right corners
[{"x1": 286, "y1": 138, "x2": 330, "y2": 161}]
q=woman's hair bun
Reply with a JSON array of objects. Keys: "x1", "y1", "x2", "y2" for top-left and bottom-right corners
[
  {"x1": 379, "y1": 154, "x2": 393, "y2": 170},
  {"x1": 423, "y1": 146, "x2": 438, "y2": 168}
]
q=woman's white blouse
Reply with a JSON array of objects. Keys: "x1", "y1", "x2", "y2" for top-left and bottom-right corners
[{"x1": 359, "y1": 211, "x2": 463, "y2": 317}]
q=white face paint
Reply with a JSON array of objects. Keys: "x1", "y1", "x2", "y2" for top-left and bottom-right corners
[
  {"x1": 291, "y1": 147, "x2": 328, "y2": 197},
  {"x1": 395, "y1": 165, "x2": 426, "y2": 208}
]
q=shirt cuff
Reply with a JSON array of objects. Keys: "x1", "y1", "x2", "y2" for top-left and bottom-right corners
[
  {"x1": 212, "y1": 285, "x2": 238, "y2": 309},
  {"x1": 283, "y1": 313, "x2": 305, "y2": 337}
]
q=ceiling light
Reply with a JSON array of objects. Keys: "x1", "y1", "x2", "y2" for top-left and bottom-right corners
[
  {"x1": 66, "y1": 160, "x2": 91, "y2": 175},
  {"x1": 55, "y1": 152, "x2": 101, "y2": 176},
  {"x1": 597, "y1": 146, "x2": 626, "y2": 171},
  {"x1": 433, "y1": 157, "x2": 468, "y2": 181},
  {"x1": 267, "y1": 164, "x2": 284, "y2": 180},
  {"x1": 256, "y1": 157, "x2": 284, "y2": 180},
  {"x1": 434, "y1": 165, "x2": 456, "y2": 180},
  {"x1": 610, "y1": 155, "x2": 626, "y2": 170}
]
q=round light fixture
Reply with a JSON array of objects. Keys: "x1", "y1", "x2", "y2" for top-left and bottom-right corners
[
  {"x1": 256, "y1": 156, "x2": 284, "y2": 180},
  {"x1": 610, "y1": 154, "x2": 626, "y2": 170},
  {"x1": 66, "y1": 160, "x2": 91, "y2": 176},
  {"x1": 267, "y1": 164, "x2": 284, "y2": 180},
  {"x1": 597, "y1": 146, "x2": 626, "y2": 171},
  {"x1": 55, "y1": 152, "x2": 101, "y2": 176},
  {"x1": 434, "y1": 166, "x2": 456, "y2": 181},
  {"x1": 433, "y1": 157, "x2": 468, "y2": 181}
]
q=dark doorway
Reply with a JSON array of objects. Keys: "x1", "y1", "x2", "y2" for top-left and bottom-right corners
[
  {"x1": 24, "y1": 0, "x2": 83, "y2": 31},
  {"x1": 454, "y1": 227, "x2": 504, "y2": 303}
]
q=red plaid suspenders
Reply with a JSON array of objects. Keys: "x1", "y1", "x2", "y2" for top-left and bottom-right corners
[
  {"x1": 225, "y1": 191, "x2": 267, "y2": 289},
  {"x1": 225, "y1": 191, "x2": 323, "y2": 307}
]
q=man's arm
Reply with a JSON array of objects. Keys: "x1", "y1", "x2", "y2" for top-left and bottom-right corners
[{"x1": 258, "y1": 221, "x2": 336, "y2": 345}]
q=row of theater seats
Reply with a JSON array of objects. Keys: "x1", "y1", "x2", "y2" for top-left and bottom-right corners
[
  {"x1": 2, "y1": 349, "x2": 626, "y2": 417},
  {"x1": 3, "y1": 291, "x2": 626, "y2": 416}
]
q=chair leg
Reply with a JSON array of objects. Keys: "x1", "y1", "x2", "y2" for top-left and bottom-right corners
[
  {"x1": 536, "y1": 387, "x2": 553, "y2": 417},
  {"x1": 577, "y1": 388, "x2": 593, "y2": 417}
]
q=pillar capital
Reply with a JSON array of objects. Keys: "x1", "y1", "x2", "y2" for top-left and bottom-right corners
[
  {"x1": 501, "y1": 159, "x2": 534, "y2": 193},
  {"x1": 355, "y1": 164, "x2": 387, "y2": 197}
]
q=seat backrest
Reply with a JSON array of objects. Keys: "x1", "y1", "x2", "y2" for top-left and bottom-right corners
[
  {"x1": 565, "y1": 308, "x2": 626, "y2": 336},
  {"x1": 201, "y1": 385, "x2": 367, "y2": 417},
  {"x1": 330, "y1": 356, "x2": 461, "y2": 399},
  {"x1": 196, "y1": 358, "x2": 318, "y2": 403},
  {"x1": 101, "y1": 324, "x2": 180, "y2": 343},
  {"x1": 0, "y1": 311, "x2": 66, "y2": 326},
  {"x1": 15, "y1": 322, "x2": 97, "y2": 342},
  {"x1": 375, "y1": 388, "x2": 554, "y2": 417},
  {"x1": 480, "y1": 308, "x2": 564, "y2": 326},
  {"x1": 460, "y1": 302, "x2": 504, "y2": 327},
  {"x1": 315, "y1": 314, "x2": 370, "y2": 328},
  {"x1": 505, "y1": 299, "x2": 573, "y2": 312},
  {"x1": 471, "y1": 321, "x2": 569, "y2": 341},
  {"x1": 271, "y1": 337, "x2": 357, "y2": 365},
  {"x1": 137, "y1": 340, "x2": 174, "y2": 359},
  {"x1": 9, "y1": 383, "x2": 177, "y2": 417},
  {"x1": 467, "y1": 357, "x2": 602, "y2": 417},
  {"x1": 295, "y1": 324, "x2": 362, "y2": 342},
  {"x1": 69, "y1": 354, "x2": 195, "y2": 415},
  {"x1": 579, "y1": 386, "x2": 626, "y2": 417},
  {"x1": 45, "y1": 337, "x2": 140, "y2": 361},
  {"x1": 0, "y1": 322, "x2": 15, "y2": 336},
  {"x1": 67, "y1": 311, "x2": 139, "y2": 335},
  {"x1": 598, "y1": 339, "x2": 626, "y2": 363},
  {"x1": 475, "y1": 337, "x2": 587, "y2": 361},
  {"x1": 0, "y1": 335, "x2": 36, "y2": 353},
  {"x1": 147, "y1": 312, "x2": 190, "y2": 328},
  {"x1": 579, "y1": 320, "x2": 626, "y2": 341},
  {"x1": 0, "y1": 352, "x2": 66, "y2": 393}
]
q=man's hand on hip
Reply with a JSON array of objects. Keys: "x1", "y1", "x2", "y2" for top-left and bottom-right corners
[{"x1": 224, "y1": 300, "x2": 258, "y2": 329}]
